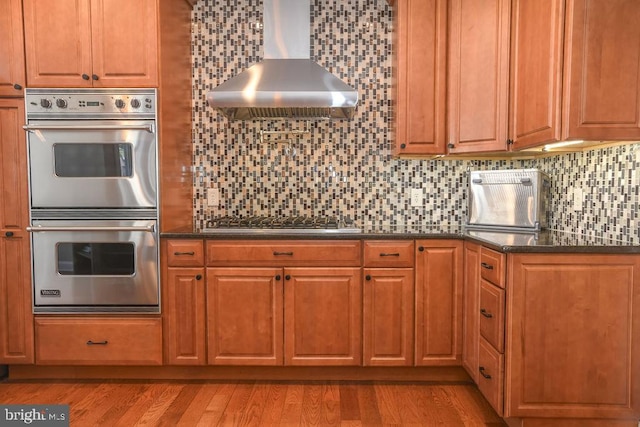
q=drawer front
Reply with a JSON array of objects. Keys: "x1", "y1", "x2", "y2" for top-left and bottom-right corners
[
  {"x1": 478, "y1": 338, "x2": 504, "y2": 416},
  {"x1": 479, "y1": 280, "x2": 505, "y2": 352},
  {"x1": 35, "y1": 317, "x2": 163, "y2": 365},
  {"x1": 206, "y1": 240, "x2": 361, "y2": 266},
  {"x1": 166, "y1": 239, "x2": 204, "y2": 267},
  {"x1": 363, "y1": 241, "x2": 414, "y2": 267},
  {"x1": 480, "y1": 247, "x2": 506, "y2": 288}
]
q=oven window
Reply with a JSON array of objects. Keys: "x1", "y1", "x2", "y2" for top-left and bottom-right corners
[
  {"x1": 53, "y1": 143, "x2": 133, "y2": 177},
  {"x1": 57, "y1": 243, "x2": 135, "y2": 276}
]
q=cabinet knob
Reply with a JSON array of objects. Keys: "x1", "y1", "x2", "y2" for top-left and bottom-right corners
[
  {"x1": 82, "y1": 73, "x2": 90, "y2": 80},
  {"x1": 4, "y1": 231, "x2": 14, "y2": 237},
  {"x1": 275, "y1": 275, "x2": 281, "y2": 281},
  {"x1": 365, "y1": 275, "x2": 371, "y2": 281},
  {"x1": 195, "y1": 274, "x2": 202, "y2": 280},
  {"x1": 480, "y1": 308, "x2": 493, "y2": 319},
  {"x1": 418, "y1": 246, "x2": 424, "y2": 252},
  {"x1": 285, "y1": 275, "x2": 291, "y2": 280},
  {"x1": 400, "y1": 143, "x2": 406, "y2": 149},
  {"x1": 479, "y1": 366, "x2": 492, "y2": 379},
  {"x1": 447, "y1": 143, "x2": 455, "y2": 149},
  {"x1": 13, "y1": 83, "x2": 22, "y2": 90},
  {"x1": 92, "y1": 74, "x2": 99, "y2": 80}
]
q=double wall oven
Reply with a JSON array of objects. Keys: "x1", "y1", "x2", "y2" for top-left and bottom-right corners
[{"x1": 24, "y1": 89, "x2": 160, "y2": 313}]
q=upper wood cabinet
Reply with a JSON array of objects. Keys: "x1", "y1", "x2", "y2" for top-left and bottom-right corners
[
  {"x1": 0, "y1": 99, "x2": 34, "y2": 364},
  {"x1": 447, "y1": 0, "x2": 511, "y2": 154},
  {"x1": 0, "y1": 0, "x2": 26, "y2": 96},
  {"x1": 563, "y1": 0, "x2": 640, "y2": 140},
  {"x1": 394, "y1": 0, "x2": 447, "y2": 156},
  {"x1": 23, "y1": 0, "x2": 158, "y2": 88}
]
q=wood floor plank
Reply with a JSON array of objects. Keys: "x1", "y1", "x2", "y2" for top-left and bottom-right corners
[
  {"x1": 321, "y1": 382, "x2": 341, "y2": 425},
  {"x1": 155, "y1": 383, "x2": 203, "y2": 427},
  {"x1": 338, "y1": 384, "x2": 360, "y2": 422},
  {"x1": 213, "y1": 382, "x2": 254, "y2": 426},
  {"x1": 442, "y1": 384, "x2": 504, "y2": 426},
  {"x1": 113, "y1": 383, "x2": 179, "y2": 427},
  {"x1": 356, "y1": 383, "x2": 383, "y2": 425},
  {"x1": 258, "y1": 382, "x2": 287, "y2": 424},
  {"x1": 300, "y1": 383, "x2": 323, "y2": 426},
  {"x1": 195, "y1": 383, "x2": 236, "y2": 426},
  {"x1": 176, "y1": 383, "x2": 221, "y2": 426},
  {"x1": 237, "y1": 381, "x2": 270, "y2": 426},
  {"x1": 131, "y1": 383, "x2": 183, "y2": 426},
  {"x1": 279, "y1": 382, "x2": 304, "y2": 425},
  {"x1": 94, "y1": 383, "x2": 150, "y2": 426}
]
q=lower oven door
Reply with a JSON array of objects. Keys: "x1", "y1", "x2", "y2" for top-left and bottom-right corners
[{"x1": 29, "y1": 219, "x2": 159, "y2": 313}]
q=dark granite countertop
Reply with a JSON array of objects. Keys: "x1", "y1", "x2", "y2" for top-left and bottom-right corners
[{"x1": 161, "y1": 225, "x2": 640, "y2": 254}]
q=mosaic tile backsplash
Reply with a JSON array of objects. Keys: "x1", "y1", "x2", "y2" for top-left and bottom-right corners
[{"x1": 191, "y1": 0, "x2": 639, "y2": 244}]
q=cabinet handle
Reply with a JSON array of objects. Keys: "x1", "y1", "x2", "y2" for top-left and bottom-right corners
[
  {"x1": 380, "y1": 253, "x2": 400, "y2": 257},
  {"x1": 480, "y1": 308, "x2": 493, "y2": 319},
  {"x1": 285, "y1": 275, "x2": 291, "y2": 280},
  {"x1": 479, "y1": 366, "x2": 492, "y2": 379},
  {"x1": 174, "y1": 251, "x2": 195, "y2": 256},
  {"x1": 82, "y1": 73, "x2": 90, "y2": 80},
  {"x1": 275, "y1": 275, "x2": 281, "y2": 281},
  {"x1": 481, "y1": 262, "x2": 494, "y2": 270},
  {"x1": 448, "y1": 143, "x2": 455, "y2": 149},
  {"x1": 86, "y1": 340, "x2": 108, "y2": 346},
  {"x1": 4, "y1": 231, "x2": 14, "y2": 237},
  {"x1": 195, "y1": 274, "x2": 202, "y2": 280},
  {"x1": 273, "y1": 251, "x2": 293, "y2": 256},
  {"x1": 365, "y1": 275, "x2": 371, "y2": 281},
  {"x1": 418, "y1": 246, "x2": 424, "y2": 252},
  {"x1": 13, "y1": 83, "x2": 22, "y2": 90},
  {"x1": 92, "y1": 74, "x2": 99, "y2": 80}
]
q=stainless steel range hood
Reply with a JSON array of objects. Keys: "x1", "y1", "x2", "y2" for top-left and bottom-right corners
[{"x1": 206, "y1": 0, "x2": 359, "y2": 120}]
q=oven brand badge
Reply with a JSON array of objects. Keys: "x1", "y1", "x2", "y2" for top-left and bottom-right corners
[{"x1": 40, "y1": 289, "x2": 61, "y2": 297}]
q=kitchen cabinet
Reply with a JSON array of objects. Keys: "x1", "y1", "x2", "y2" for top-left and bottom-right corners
[
  {"x1": 207, "y1": 267, "x2": 283, "y2": 366},
  {"x1": 462, "y1": 242, "x2": 480, "y2": 382},
  {"x1": 23, "y1": 0, "x2": 158, "y2": 87},
  {"x1": 447, "y1": 0, "x2": 511, "y2": 154},
  {"x1": 414, "y1": 240, "x2": 463, "y2": 365},
  {"x1": 505, "y1": 253, "x2": 640, "y2": 420},
  {"x1": 393, "y1": 0, "x2": 447, "y2": 156},
  {"x1": 562, "y1": 0, "x2": 640, "y2": 141},
  {"x1": 162, "y1": 239, "x2": 206, "y2": 365},
  {"x1": 362, "y1": 241, "x2": 414, "y2": 366},
  {"x1": 0, "y1": 99, "x2": 34, "y2": 364},
  {"x1": 0, "y1": 0, "x2": 26, "y2": 96}
]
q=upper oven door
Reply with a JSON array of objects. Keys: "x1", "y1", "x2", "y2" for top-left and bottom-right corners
[{"x1": 26, "y1": 120, "x2": 157, "y2": 209}]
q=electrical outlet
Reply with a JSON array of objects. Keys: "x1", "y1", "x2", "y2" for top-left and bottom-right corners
[
  {"x1": 207, "y1": 188, "x2": 219, "y2": 207},
  {"x1": 410, "y1": 188, "x2": 422, "y2": 207},
  {"x1": 572, "y1": 188, "x2": 584, "y2": 212}
]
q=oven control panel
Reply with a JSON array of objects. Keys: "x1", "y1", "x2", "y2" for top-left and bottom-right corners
[{"x1": 25, "y1": 89, "x2": 156, "y2": 117}]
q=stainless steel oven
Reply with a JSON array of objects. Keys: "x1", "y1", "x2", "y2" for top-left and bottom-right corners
[
  {"x1": 28, "y1": 218, "x2": 159, "y2": 312},
  {"x1": 25, "y1": 89, "x2": 160, "y2": 313}
]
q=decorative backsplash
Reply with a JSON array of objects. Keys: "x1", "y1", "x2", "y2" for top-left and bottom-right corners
[{"x1": 191, "y1": 0, "x2": 639, "y2": 244}]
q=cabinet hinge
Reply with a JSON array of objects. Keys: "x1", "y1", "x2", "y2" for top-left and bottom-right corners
[{"x1": 506, "y1": 139, "x2": 514, "y2": 145}]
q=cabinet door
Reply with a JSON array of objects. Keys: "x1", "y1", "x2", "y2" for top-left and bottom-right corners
[
  {"x1": 363, "y1": 268, "x2": 414, "y2": 366},
  {"x1": 0, "y1": 0, "x2": 26, "y2": 96},
  {"x1": 415, "y1": 240, "x2": 463, "y2": 365},
  {"x1": 563, "y1": 0, "x2": 640, "y2": 140},
  {"x1": 23, "y1": 0, "x2": 93, "y2": 87},
  {"x1": 0, "y1": 100, "x2": 34, "y2": 364},
  {"x1": 164, "y1": 267, "x2": 206, "y2": 365},
  {"x1": 506, "y1": 253, "x2": 640, "y2": 419},
  {"x1": 462, "y1": 242, "x2": 480, "y2": 381},
  {"x1": 509, "y1": 0, "x2": 565, "y2": 150},
  {"x1": 207, "y1": 268, "x2": 283, "y2": 366},
  {"x1": 90, "y1": 0, "x2": 158, "y2": 87},
  {"x1": 394, "y1": 0, "x2": 447, "y2": 155},
  {"x1": 448, "y1": 0, "x2": 510, "y2": 153},
  {"x1": 284, "y1": 267, "x2": 361, "y2": 366}
]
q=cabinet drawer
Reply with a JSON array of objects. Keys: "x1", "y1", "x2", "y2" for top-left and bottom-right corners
[
  {"x1": 206, "y1": 240, "x2": 361, "y2": 266},
  {"x1": 479, "y1": 280, "x2": 505, "y2": 352},
  {"x1": 35, "y1": 317, "x2": 162, "y2": 365},
  {"x1": 363, "y1": 241, "x2": 414, "y2": 267},
  {"x1": 166, "y1": 239, "x2": 204, "y2": 267},
  {"x1": 478, "y1": 338, "x2": 504, "y2": 416},
  {"x1": 480, "y1": 247, "x2": 505, "y2": 288}
]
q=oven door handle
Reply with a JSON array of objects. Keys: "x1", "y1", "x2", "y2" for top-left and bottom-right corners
[
  {"x1": 26, "y1": 225, "x2": 156, "y2": 233},
  {"x1": 23, "y1": 124, "x2": 155, "y2": 133}
]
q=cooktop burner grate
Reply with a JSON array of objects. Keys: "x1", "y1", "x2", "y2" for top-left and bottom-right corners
[{"x1": 204, "y1": 215, "x2": 361, "y2": 234}]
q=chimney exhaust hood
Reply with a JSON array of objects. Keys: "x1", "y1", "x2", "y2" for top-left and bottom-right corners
[{"x1": 206, "y1": 0, "x2": 359, "y2": 120}]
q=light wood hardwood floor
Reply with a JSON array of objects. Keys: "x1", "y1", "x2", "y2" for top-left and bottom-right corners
[{"x1": 0, "y1": 380, "x2": 506, "y2": 426}]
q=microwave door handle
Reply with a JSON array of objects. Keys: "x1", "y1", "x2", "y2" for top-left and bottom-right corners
[
  {"x1": 23, "y1": 124, "x2": 154, "y2": 133},
  {"x1": 26, "y1": 225, "x2": 155, "y2": 233}
]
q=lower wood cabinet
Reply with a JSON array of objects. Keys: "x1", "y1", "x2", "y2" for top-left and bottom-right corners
[
  {"x1": 34, "y1": 317, "x2": 163, "y2": 365},
  {"x1": 415, "y1": 240, "x2": 463, "y2": 365}
]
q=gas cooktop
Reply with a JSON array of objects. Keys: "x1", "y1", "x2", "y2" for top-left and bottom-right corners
[{"x1": 203, "y1": 215, "x2": 362, "y2": 234}]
